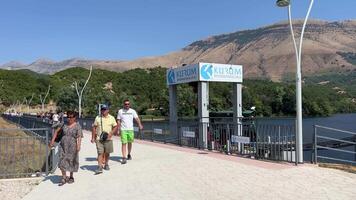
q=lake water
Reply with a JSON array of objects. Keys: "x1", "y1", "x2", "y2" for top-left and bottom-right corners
[{"x1": 256, "y1": 113, "x2": 356, "y2": 163}]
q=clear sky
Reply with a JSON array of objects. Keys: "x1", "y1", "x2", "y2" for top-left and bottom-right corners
[{"x1": 0, "y1": 0, "x2": 355, "y2": 64}]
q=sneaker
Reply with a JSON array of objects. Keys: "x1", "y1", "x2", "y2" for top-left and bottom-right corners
[
  {"x1": 121, "y1": 158, "x2": 127, "y2": 164},
  {"x1": 127, "y1": 154, "x2": 132, "y2": 160},
  {"x1": 104, "y1": 164, "x2": 110, "y2": 170},
  {"x1": 95, "y1": 167, "x2": 103, "y2": 174}
]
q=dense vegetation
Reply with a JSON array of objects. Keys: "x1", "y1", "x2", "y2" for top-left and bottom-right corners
[{"x1": 1, "y1": 67, "x2": 355, "y2": 117}]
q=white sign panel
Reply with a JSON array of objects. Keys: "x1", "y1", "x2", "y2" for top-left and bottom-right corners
[
  {"x1": 166, "y1": 64, "x2": 199, "y2": 85},
  {"x1": 183, "y1": 131, "x2": 195, "y2": 138},
  {"x1": 167, "y1": 63, "x2": 243, "y2": 85},
  {"x1": 199, "y1": 63, "x2": 243, "y2": 83},
  {"x1": 231, "y1": 135, "x2": 250, "y2": 144},
  {"x1": 154, "y1": 128, "x2": 163, "y2": 134}
]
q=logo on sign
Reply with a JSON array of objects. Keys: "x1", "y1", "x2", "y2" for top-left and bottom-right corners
[
  {"x1": 167, "y1": 69, "x2": 175, "y2": 84},
  {"x1": 201, "y1": 64, "x2": 213, "y2": 80}
]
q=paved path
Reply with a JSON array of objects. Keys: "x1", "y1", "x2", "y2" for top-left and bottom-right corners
[{"x1": 23, "y1": 131, "x2": 356, "y2": 200}]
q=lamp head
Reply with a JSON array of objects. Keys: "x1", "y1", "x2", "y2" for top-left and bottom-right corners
[{"x1": 276, "y1": 0, "x2": 290, "y2": 7}]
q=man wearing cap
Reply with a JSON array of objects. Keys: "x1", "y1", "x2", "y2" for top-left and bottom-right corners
[
  {"x1": 91, "y1": 104, "x2": 118, "y2": 174},
  {"x1": 117, "y1": 99, "x2": 143, "y2": 164}
]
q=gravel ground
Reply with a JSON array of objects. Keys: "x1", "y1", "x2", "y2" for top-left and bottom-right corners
[{"x1": 0, "y1": 178, "x2": 42, "y2": 200}]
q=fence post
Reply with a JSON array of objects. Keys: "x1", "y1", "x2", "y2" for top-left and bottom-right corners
[
  {"x1": 45, "y1": 130, "x2": 49, "y2": 176},
  {"x1": 314, "y1": 125, "x2": 317, "y2": 164}
]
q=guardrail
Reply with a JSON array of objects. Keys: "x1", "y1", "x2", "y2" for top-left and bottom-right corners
[
  {"x1": 0, "y1": 128, "x2": 51, "y2": 179},
  {"x1": 313, "y1": 125, "x2": 356, "y2": 165},
  {"x1": 134, "y1": 118, "x2": 297, "y2": 164},
  {"x1": 3, "y1": 115, "x2": 297, "y2": 169}
]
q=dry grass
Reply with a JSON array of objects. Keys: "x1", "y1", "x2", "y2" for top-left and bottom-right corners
[
  {"x1": 0, "y1": 118, "x2": 47, "y2": 179},
  {"x1": 319, "y1": 163, "x2": 356, "y2": 174}
]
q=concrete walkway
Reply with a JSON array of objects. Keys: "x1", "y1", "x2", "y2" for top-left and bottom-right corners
[{"x1": 23, "y1": 131, "x2": 356, "y2": 200}]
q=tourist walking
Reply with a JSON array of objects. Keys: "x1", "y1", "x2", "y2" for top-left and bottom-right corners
[
  {"x1": 49, "y1": 111, "x2": 82, "y2": 186},
  {"x1": 117, "y1": 100, "x2": 143, "y2": 164},
  {"x1": 91, "y1": 104, "x2": 118, "y2": 174}
]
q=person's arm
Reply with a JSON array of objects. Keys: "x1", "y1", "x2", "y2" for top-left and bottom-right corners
[
  {"x1": 91, "y1": 125, "x2": 97, "y2": 143},
  {"x1": 135, "y1": 117, "x2": 143, "y2": 130},
  {"x1": 109, "y1": 117, "x2": 118, "y2": 139},
  {"x1": 91, "y1": 117, "x2": 99, "y2": 143},
  {"x1": 116, "y1": 119, "x2": 121, "y2": 135},
  {"x1": 110, "y1": 125, "x2": 118, "y2": 138},
  {"x1": 49, "y1": 127, "x2": 61, "y2": 147},
  {"x1": 77, "y1": 124, "x2": 82, "y2": 151},
  {"x1": 116, "y1": 111, "x2": 121, "y2": 136}
]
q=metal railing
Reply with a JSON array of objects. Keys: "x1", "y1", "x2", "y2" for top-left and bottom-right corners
[
  {"x1": 313, "y1": 125, "x2": 356, "y2": 165},
  {"x1": 1, "y1": 114, "x2": 56, "y2": 179},
  {"x1": 3, "y1": 114, "x2": 298, "y2": 167},
  {"x1": 0, "y1": 128, "x2": 51, "y2": 179},
  {"x1": 135, "y1": 117, "x2": 297, "y2": 164}
]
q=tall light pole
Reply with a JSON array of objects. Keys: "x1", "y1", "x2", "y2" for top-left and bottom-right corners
[{"x1": 276, "y1": 0, "x2": 314, "y2": 163}]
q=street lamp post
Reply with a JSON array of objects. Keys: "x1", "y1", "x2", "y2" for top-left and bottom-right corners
[{"x1": 276, "y1": 0, "x2": 314, "y2": 163}]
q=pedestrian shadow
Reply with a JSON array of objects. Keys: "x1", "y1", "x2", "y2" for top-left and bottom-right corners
[
  {"x1": 85, "y1": 156, "x2": 124, "y2": 163},
  {"x1": 80, "y1": 165, "x2": 97, "y2": 172},
  {"x1": 85, "y1": 157, "x2": 97, "y2": 162},
  {"x1": 43, "y1": 175, "x2": 62, "y2": 184},
  {"x1": 110, "y1": 156, "x2": 124, "y2": 162}
]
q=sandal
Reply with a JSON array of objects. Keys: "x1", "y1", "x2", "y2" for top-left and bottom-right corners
[
  {"x1": 58, "y1": 177, "x2": 68, "y2": 186},
  {"x1": 68, "y1": 177, "x2": 74, "y2": 184}
]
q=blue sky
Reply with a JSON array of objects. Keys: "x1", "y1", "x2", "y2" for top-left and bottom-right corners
[{"x1": 0, "y1": 0, "x2": 355, "y2": 64}]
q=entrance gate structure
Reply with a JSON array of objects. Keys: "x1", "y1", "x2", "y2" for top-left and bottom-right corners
[{"x1": 167, "y1": 63, "x2": 243, "y2": 150}]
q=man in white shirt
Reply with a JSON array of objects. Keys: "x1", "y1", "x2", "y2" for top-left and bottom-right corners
[
  {"x1": 52, "y1": 113, "x2": 59, "y2": 124},
  {"x1": 117, "y1": 100, "x2": 143, "y2": 164}
]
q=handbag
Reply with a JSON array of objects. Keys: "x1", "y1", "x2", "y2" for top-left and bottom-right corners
[
  {"x1": 99, "y1": 114, "x2": 108, "y2": 141},
  {"x1": 99, "y1": 131, "x2": 109, "y2": 141},
  {"x1": 54, "y1": 124, "x2": 65, "y2": 143}
]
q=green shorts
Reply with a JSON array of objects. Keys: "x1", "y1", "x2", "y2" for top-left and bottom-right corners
[{"x1": 121, "y1": 130, "x2": 134, "y2": 144}]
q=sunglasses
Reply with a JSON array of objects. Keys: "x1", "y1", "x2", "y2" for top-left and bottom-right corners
[
  {"x1": 124, "y1": 103, "x2": 130, "y2": 105},
  {"x1": 67, "y1": 116, "x2": 75, "y2": 119}
]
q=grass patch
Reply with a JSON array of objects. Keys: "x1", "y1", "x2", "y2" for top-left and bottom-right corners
[{"x1": 319, "y1": 163, "x2": 356, "y2": 174}]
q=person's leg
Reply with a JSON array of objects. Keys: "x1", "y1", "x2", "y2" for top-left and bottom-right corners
[
  {"x1": 97, "y1": 154, "x2": 103, "y2": 167},
  {"x1": 68, "y1": 172, "x2": 74, "y2": 184},
  {"x1": 104, "y1": 140, "x2": 113, "y2": 169},
  {"x1": 127, "y1": 130, "x2": 134, "y2": 160},
  {"x1": 58, "y1": 169, "x2": 67, "y2": 186},
  {"x1": 121, "y1": 131, "x2": 128, "y2": 162},
  {"x1": 95, "y1": 140, "x2": 104, "y2": 173},
  {"x1": 104, "y1": 153, "x2": 109, "y2": 164},
  {"x1": 128, "y1": 143, "x2": 132, "y2": 155},
  {"x1": 122, "y1": 144, "x2": 127, "y2": 159},
  {"x1": 61, "y1": 169, "x2": 66, "y2": 179}
]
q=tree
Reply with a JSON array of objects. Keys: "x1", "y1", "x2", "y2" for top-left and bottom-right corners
[
  {"x1": 74, "y1": 66, "x2": 92, "y2": 118},
  {"x1": 39, "y1": 85, "x2": 51, "y2": 113}
]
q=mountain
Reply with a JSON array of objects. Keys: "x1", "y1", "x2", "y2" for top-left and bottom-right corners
[
  {"x1": 1, "y1": 20, "x2": 355, "y2": 80},
  {"x1": 108, "y1": 20, "x2": 356, "y2": 81},
  {"x1": 0, "y1": 61, "x2": 26, "y2": 70}
]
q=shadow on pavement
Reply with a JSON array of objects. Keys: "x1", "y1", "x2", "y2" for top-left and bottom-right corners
[
  {"x1": 110, "y1": 156, "x2": 124, "y2": 162},
  {"x1": 43, "y1": 175, "x2": 62, "y2": 184},
  {"x1": 80, "y1": 165, "x2": 97, "y2": 172},
  {"x1": 85, "y1": 157, "x2": 97, "y2": 162}
]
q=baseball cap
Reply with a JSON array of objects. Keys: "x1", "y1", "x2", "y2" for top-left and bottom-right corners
[{"x1": 100, "y1": 104, "x2": 109, "y2": 110}]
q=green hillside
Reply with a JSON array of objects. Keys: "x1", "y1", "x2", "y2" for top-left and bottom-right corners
[{"x1": 0, "y1": 67, "x2": 355, "y2": 117}]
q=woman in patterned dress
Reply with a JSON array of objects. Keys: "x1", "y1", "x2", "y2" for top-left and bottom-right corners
[{"x1": 50, "y1": 111, "x2": 82, "y2": 186}]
